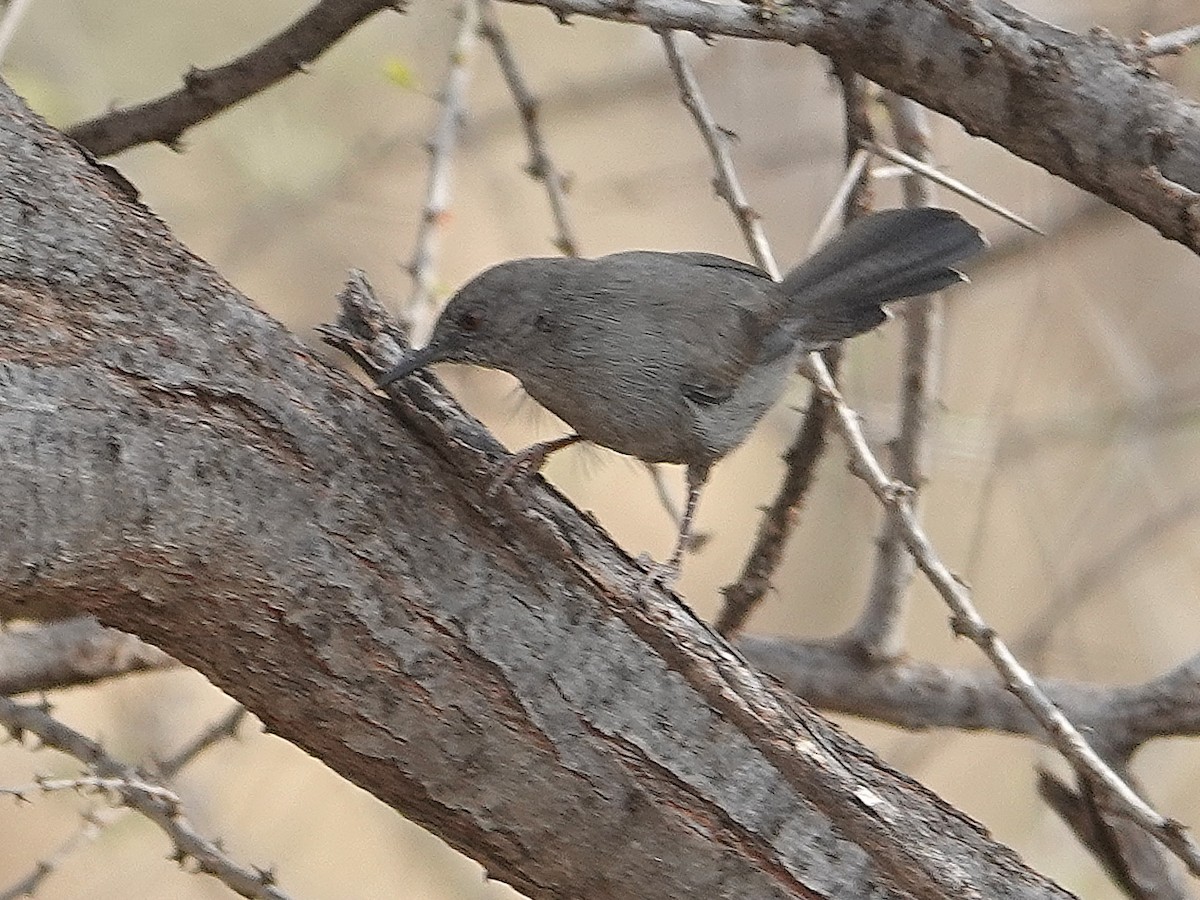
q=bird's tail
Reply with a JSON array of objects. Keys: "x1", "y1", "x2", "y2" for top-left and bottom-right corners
[{"x1": 781, "y1": 208, "x2": 987, "y2": 345}]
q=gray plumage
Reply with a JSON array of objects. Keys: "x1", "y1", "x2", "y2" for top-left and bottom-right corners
[{"x1": 379, "y1": 207, "x2": 986, "y2": 577}]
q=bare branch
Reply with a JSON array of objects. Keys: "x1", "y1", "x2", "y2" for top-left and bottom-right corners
[
  {"x1": 479, "y1": 0, "x2": 581, "y2": 256},
  {"x1": 0, "y1": 617, "x2": 175, "y2": 695},
  {"x1": 499, "y1": 0, "x2": 1200, "y2": 255},
  {"x1": 801, "y1": 350, "x2": 1200, "y2": 877},
  {"x1": 0, "y1": 697, "x2": 290, "y2": 900},
  {"x1": 408, "y1": 0, "x2": 481, "y2": 315},
  {"x1": 739, "y1": 637, "x2": 1200, "y2": 753},
  {"x1": 717, "y1": 63, "x2": 873, "y2": 636},
  {"x1": 9, "y1": 776, "x2": 182, "y2": 804},
  {"x1": 659, "y1": 30, "x2": 778, "y2": 278},
  {"x1": 808, "y1": 148, "x2": 871, "y2": 252},
  {"x1": 866, "y1": 140, "x2": 1042, "y2": 234},
  {"x1": 65, "y1": 0, "x2": 403, "y2": 157},
  {"x1": 157, "y1": 705, "x2": 248, "y2": 778},
  {"x1": 850, "y1": 97, "x2": 940, "y2": 661},
  {"x1": 0, "y1": 703, "x2": 251, "y2": 900}
]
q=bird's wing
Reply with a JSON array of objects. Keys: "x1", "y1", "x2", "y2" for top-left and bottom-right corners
[{"x1": 594, "y1": 252, "x2": 786, "y2": 407}]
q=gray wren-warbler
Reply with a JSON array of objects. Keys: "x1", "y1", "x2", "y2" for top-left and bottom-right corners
[{"x1": 379, "y1": 207, "x2": 986, "y2": 583}]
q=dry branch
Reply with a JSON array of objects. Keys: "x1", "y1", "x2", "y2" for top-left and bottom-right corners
[
  {"x1": 0, "y1": 617, "x2": 174, "y2": 694},
  {"x1": 65, "y1": 0, "x2": 404, "y2": 156}
]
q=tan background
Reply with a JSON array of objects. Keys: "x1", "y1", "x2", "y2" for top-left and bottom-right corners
[{"x1": 3, "y1": 0, "x2": 1200, "y2": 896}]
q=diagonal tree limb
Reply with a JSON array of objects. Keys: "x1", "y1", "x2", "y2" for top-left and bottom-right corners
[{"x1": 0, "y1": 77, "x2": 1074, "y2": 899}]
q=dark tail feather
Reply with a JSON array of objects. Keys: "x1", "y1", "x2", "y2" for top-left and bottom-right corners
[{"x1": 781, "y1": 207, "x2": 987, "y2": 345}]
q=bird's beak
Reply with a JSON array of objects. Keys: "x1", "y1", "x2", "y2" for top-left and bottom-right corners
[{"x1": 376, "y1": 343, "x2": 444, "y2": 389}]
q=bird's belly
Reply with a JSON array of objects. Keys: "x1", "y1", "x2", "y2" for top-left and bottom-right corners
[
  {"x1": 518, "y1": 370, "x2": 699, "y2": 465},
  {"x1": 517, "y1": 354, "x2": 793, "y2": 468}
]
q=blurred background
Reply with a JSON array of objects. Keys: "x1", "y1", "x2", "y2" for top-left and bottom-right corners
[{"x1": 3, "y1": 0, "x2": 1200, "y2": 896}]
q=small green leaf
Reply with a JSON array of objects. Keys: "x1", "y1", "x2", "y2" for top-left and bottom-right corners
[{"x1": 382, "y1": 58, "x2": 419, "y2": 91}]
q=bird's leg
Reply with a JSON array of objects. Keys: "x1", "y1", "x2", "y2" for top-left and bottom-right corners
[
  {"x1": 640, "y1": 466, "x2": 707, "y2": 589},
  {"x1": 644, "y1": 463, "x2": 712, "y2": 553},
  {"x1": 488, "y1": 433, "x2": 584, "y2": 496}
]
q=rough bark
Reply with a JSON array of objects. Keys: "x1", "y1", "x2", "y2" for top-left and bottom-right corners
[{"x1": 0, "y1": 80, "x2": 1073, "y2": 899}]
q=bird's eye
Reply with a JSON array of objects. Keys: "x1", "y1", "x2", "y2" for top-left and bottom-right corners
[{"x1": 458, "y1": 311, "x2": 481, "y2": 332}]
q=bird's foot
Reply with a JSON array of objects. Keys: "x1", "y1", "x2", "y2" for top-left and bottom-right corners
[{"x1": 487, "y1": 434, "x2": 582, "y2": 497}]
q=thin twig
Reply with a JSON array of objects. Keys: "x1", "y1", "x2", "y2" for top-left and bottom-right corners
[
  {"x1": 866, "y1": 140, "x2": 1043, "y2": 234},
  {"x1": 799, "y1": 350, "x2": 1200, "y2": 878},
  {"x1": 808, "y1": 148, "x2": 870, "y2": 252},
  {"x1": 659, "y1": 30, "x2": 778, "y2": 277},
  {"x1": 158, "y1": 704, "x2": 247, "y2": 778},
  {"x1": 717, "y1": 63, "x2": 872, "y2": 636},
  {"x1": 0, "y1": 698, "x2": 286, "y2": 900},
  {"x1": 0, "y1": 0, "x2": 34, "y2": 65},
  {"x1": 408, "y1": 0, "x2": 481, "y2": 316},
  {"x1": 850, "y1": 95, "x2": 940, "y2": 660},
  {"x1": 479, "y1": 0, "x2": 580, "y2": 256},
  {"x1": 0, "y1": 810, "x2": 104, "y2": 900},
  {"x1": 1140, "y1": 23, "x2": 1200, "y2": 57},
  {"x1": 66, "y1": 0, "x2": 404, "y2": 157},
  {"x1": 1, "y1": 776, "x2": 182, "y2": 804}
]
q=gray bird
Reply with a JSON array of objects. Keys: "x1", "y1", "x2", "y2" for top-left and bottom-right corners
[{"x1": 379, "y1": 207, "x2": 986, "y2": 582}]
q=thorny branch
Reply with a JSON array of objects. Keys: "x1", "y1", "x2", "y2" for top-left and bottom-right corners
[
  {"x1": 850, "y1": 96, "x2": 940, "y2": 661},
  {"x1": 480, "y1": 0, "x2": 581, "y2": 257},
  {"x1": 0, "y1": 704, "x2": 246, "y2": 899},
  {"x1": 66, "y1": 0, "x2": 405, "y2": 157},
  {"x1": 801, "y1": 349, "x2": 1200, "y2": 876},
  {"x1": 650, "y1": 8, "x2": 1200, "y2": 880},
  {"x1": 0, "y1": 698, "x2": 284, "y2": 900},
  {"x1": 715, "y1": 61, "x2": 872, "y2": 636},
  {"x1": 407, "y1": 0, "x2": 481, "y2": 317}
]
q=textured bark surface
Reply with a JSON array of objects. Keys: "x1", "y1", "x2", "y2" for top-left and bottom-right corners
[{"x1": 0, "y1": 80, "x2": 1074, "y2": 899}]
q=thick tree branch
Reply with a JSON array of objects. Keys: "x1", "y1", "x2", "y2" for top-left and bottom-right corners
[
  {"x1": 501, "y1": 0, "x2": 1200, "y2": 255},
  {"x1": 0, "y1": 79, "x2": 1073, "y2": 899},
  {"x1": 739, "y1": 638, "x2": 1200, "y2": 755}
]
